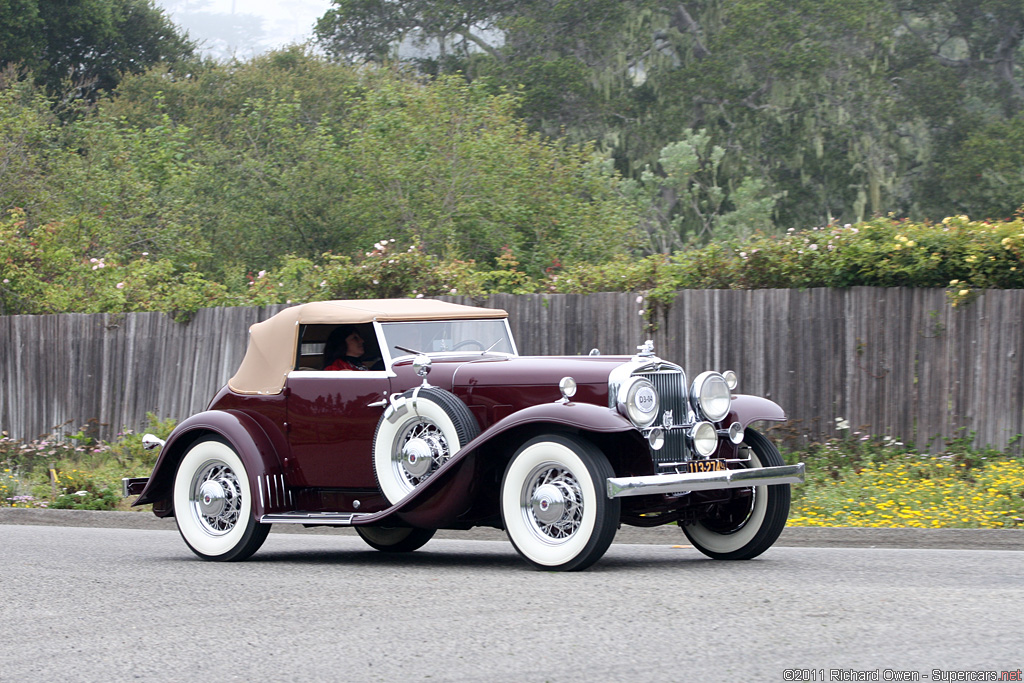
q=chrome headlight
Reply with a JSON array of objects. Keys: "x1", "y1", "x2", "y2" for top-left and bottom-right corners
[
  {"x1": 691, "y1": 421, "x2": 718, "y2": 457},
  {"x1": 617, "y1": 376, "x2": 660, "y2": 428},
  {"x1": 690, "y1": 371, "x2": 731, "y2": 422}
]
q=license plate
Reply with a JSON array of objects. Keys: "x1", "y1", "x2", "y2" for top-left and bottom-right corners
[{"x1": 683, "y1": 460, "x2": 727, "y2": 473}]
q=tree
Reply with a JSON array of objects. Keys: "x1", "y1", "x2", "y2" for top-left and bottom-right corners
[
  {"x1": 0, "y1": 0, "x2": 195, "y2": 98},
  {"x1": 314, "y1": 0, "x2": 1024, "y2": 230}
]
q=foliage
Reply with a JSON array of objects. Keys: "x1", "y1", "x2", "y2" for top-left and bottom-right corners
[
  {"x1": 622, "y1": 131, "x2": 784, "y2": 250},
  {"x1": 785, "y1": 429, "x2": 1024, "y2": 528},
  {"x1": 315, "y1": 0, "x2": 1024, "y2": 231},
  {"x1": 0, "y1": 0, "x2": 195, "y2": 99},
  {"x1": 47, "y1": 469, "x2": 120, "y2": 510},
  {"x1": 0, "y1": 414, "x2": 175, "y2": 509},
  {"x1": 68, "y1": 57, "x2": 641, "y2": 278}
]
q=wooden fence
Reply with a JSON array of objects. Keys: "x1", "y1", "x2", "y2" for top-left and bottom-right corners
[{"x1": 2, "y1": 288, "x2": 1022, "y2": 452}]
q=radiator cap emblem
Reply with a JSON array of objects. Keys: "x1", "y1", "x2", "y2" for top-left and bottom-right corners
[{"x1": 636, "y1": 340, "x2": 655, "y2": 357}]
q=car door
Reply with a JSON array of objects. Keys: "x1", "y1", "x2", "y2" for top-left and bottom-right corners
[{"x1": 284, "y1": 322, "x2": 392, "y2": 490}]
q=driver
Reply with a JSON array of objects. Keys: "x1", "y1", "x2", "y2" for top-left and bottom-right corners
[{"x1": 324, "y1": 325, "x2": 370, "y2": 371}]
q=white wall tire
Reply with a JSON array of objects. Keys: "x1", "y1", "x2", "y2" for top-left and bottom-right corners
[
  {"x1": 501, "y1": 434, "x2": 619, "y2": 571},
  {"x1": 682, "y1": 428, "x2": 791, "y2": 560},
  {"x1": 372, "y1": 388, "x2": 479, "y2": 505},
  {"x1": 172, "y1": 437, "x2": 269, "y2": 561}
]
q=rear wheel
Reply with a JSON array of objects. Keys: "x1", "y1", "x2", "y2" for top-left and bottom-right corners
[
  {"x1": 501, "y1": 434, "x2": 619, "y2": 571},
  {"x1": 355, "y1": 526, "x2": 436, "y2": 553},
  {"x1": 172, "y1": 438, "x2": 270, "y2": 561},
  {"x1": 682, "y1": 428, "x2": 790, "y2": 560}
]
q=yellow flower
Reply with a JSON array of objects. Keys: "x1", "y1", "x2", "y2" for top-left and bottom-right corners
[
  {"x1": 965, "y1": 255, "x2": 977, "y2": 263},
  {"x1": 959, "y1": 289, "x2": 969, "y2": 296}
]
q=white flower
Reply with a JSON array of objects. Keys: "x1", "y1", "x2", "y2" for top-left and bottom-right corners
[
  {"x1": 257, "y1": 270, "x2": 266, "y2": 278},
  {"x1": 635, "y1": 295, "x2": 643, "y2": 304},
  {"x1": 116, "y1": 282, "x2": 125, "y2": 289},
  {"x1": 2, "y1": 279, "x2": 9, "y2": 284},
  {"x1": 809, "y1": 244, "x2": 818, "y2": 251},
  {"x1": 835, "y1": 417, "x2": 850, "y2": 430}
]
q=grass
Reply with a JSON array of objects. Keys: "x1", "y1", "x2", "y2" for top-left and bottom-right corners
[{"x1": 2, "y1": 418, "x2": 1022, "y2": 528}]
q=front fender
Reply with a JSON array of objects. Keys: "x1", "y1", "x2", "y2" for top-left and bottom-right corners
[
  {"x1": 358, "y1": 401, "x2": 635, "y2": 527},
  {"x1": 729, "y1": 394, "x2": 786, "y2": 428},
  {"x1": 133, "y1": 410, "x2": 287, "y2": 518}
]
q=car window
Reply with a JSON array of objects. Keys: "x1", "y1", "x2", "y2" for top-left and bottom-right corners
[{"x1": 380, "y1": 319, "x2": 516, "y2": 359}]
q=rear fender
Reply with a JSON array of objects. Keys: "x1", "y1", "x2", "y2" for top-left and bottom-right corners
[{"x1": 133, "y1": 410, "x2": 288, "y2": 518}]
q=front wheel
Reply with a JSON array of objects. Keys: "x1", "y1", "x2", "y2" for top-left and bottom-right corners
[
  {"x1": 682, "y1": 428, "x2": 791, "y2": 560},
  {"x1": 501, "y1": 434, "x2": 619, "y2": 571},
  {"x1": 172, "y1": 437, "x2": 270, "y2": 561},
  {"x1": 355, "y1": 526, "x2": 436, "y2": 553}
]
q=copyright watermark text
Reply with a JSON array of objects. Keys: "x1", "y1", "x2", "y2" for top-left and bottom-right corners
[{"x1": 782, "y1": 669, "x2": 1022, "y2": 682}]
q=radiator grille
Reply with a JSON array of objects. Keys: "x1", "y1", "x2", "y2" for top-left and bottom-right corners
[{"x1": 636, "y1": 369, "x2": 689, "y2": 465}]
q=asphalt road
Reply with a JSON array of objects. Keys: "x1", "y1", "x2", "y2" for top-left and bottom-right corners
[{"x1": 1, "y1": 518, "x2": 1021, "y2": 682}]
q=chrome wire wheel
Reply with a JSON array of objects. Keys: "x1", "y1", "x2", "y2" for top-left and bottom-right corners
[
  {"x1": 172, "y1": 438, "x2": 269, "y2": 562},
  {"x1": 520, "y1": 463, "x2": 584, "y2": 543},
  {"x1": 189, "y1": 460, "x2": 243, "y2": 535},
  {"x1": 501, "y1": 434, "x2": 619, "y2": 571},
  {"x1": 392, "y1": 418, "x2": 451, "y2": 488}
]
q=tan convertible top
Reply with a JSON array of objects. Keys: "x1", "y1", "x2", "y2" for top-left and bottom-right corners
[{"x1": 228, "y1": 299, "x2": 508, "y2": 395}]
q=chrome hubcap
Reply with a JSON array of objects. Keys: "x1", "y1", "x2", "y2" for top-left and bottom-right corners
[
  {"x1": 198, "y1": 479, "x2": 228, "y2": 517},
  {"x1": 522, "y1": 463, "x2": 583, "y2": 542},
  {"x1": 394, "y1": 421, "x2": 450, "y2": 488},
  {"x1": 531, "y1": 483, "x2": 569, "y2": 525},
  {"x1": 190, "y1": 461, "x2": 242, "y2": 535}
]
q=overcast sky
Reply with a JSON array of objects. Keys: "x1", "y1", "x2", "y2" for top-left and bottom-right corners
[{"x1": 155, "y1": 0, "x2": 333, "y2": 61}]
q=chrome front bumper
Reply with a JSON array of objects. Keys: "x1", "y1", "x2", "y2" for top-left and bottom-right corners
[{"x1": 606, "y1": 463, "x2": 805, "y2": 499}]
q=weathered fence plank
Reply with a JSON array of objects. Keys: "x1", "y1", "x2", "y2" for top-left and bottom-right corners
[{"x1": 1, "y1": 291, "x2": 1021, "y2": 453}]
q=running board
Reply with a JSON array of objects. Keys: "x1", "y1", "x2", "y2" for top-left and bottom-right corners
[{"x1": 260, "y1": 511, "x2": 369, "y2": 526}]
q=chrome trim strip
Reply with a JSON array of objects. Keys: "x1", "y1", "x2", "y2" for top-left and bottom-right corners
[
  {"x1": 260, "y1": 511, "x2": 366, "y2": 525},
  {"x1": 257, "y1": 475, "x2": 265, "y2": 509},
  {"x1": 606, "y1": 463, "x2": 805, "y2": 498}
]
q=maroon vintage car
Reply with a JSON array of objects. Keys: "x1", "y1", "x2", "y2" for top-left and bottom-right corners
[{"x1": 125, "y1": 299, "x2": 804, "y2": 571}]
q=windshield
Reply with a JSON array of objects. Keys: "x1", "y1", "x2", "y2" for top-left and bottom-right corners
[{"x1": 380, "y1": 319, "x2": 517, "y2": 360}]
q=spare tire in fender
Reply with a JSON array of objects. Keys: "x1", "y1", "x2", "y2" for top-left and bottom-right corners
[{"x1": 372, "y1": 387, "x2": 480, "y2": 504}]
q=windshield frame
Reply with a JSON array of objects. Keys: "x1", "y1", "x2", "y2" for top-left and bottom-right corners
[{"x1": 378, "y1": 318, "x2": 519, "y2": 365}]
